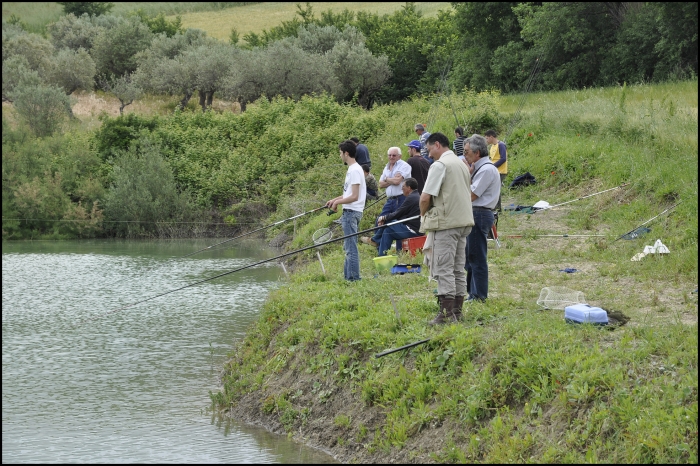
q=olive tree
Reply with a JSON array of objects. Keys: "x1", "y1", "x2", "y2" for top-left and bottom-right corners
[
  {"x1": 222, "y1": 41, "x2": 340, "y2": 109},
  {"x1": 12, "y1": 83, "x2": 72, "y2": 137},
  {"x1": 327, "y1": 40, "x2": 391, "y2": 109},
  {"x1": 91, "y1": 17, "x2": 153, "y2": 80},
  {"x1": 2, "y1": 55, "x2": 42, "y2": 102},
  {"x1": 99, "y1": 72, "x2": 142, "y2": 115},
  {"x1": 46, "y1": 47, "x2": 96, "y2": 95},
  {"x1": 186, "y1": 43, "x2": 237, "y2": 111}
]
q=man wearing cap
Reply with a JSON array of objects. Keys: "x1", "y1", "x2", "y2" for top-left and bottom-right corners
[{"x1": 404, "y1": 139, "x2": 430, "y2": 193}]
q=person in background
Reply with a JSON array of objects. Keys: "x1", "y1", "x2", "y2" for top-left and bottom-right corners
[
  {"x1": 419, "y1": 132, "x2": 474, "y2": 325},
  {"x1": 350, "y1": 137, "x2": 371, "y2": 170},
  {"x1": 453, "y1": 126, "x2": 467, "y2": 161},
  {"x1": 375, "y1": 177, "x2": 422, "y2": 256},
  {"x1": 404, "y1": 139, "x2": 430, "y2": 193},
  {"x1": 326, "y1": 140, "x2": 366, "y2": 282},
  {"x1": 463, "y1": 134, "x2": 500, "y2": 301},
  {"x1": 484, "y1": 129, "x2": 507, "y2": 211},
  {"x1": 414, "y1": 123, "x2": 432, "y2": 164},
  {"x1": 361, "y1": 146, "x2": 411, "y2": 248},
  {"x1": 362, "y1": 164, "x2": 378, "y2": 201}
]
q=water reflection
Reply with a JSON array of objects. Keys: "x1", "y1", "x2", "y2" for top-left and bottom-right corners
[{"x1": 2, "y1": 239, "x2": 337, "y2": 464}]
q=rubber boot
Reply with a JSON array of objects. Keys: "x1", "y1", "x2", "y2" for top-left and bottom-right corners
[
  {"x1": 429, "y1": 295, "x2": 455, "y2": 326},
  {"x1": 452, "y1": 295, "x2": 465, "y2": 322}
]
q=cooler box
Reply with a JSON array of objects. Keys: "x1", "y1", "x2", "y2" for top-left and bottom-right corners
[
  {"x1": 391, "y1": 264, "x2": 422, "y2": 275},
  {"x1": 564, "y1": 304, "x2": 608, "y2": 326},
  {"x1": 402, "y1": 236, "x2": 427, "y2": 256}
]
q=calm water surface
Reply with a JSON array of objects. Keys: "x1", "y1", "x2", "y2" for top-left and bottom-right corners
[{"x1": 2, "y1": 239, "x2": 336, "y2": 463}]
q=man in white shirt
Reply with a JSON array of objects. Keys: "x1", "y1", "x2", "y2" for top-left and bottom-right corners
[
  {"x1": 361, "y1": 146, "x2": 411, "y2": 248},
  {"x1": 326, "y1": 140, "x2": 367, "y2": 281}
]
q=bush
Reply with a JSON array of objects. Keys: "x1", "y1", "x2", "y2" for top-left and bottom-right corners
[
  {"x1": 12, "y1": 83, "x2": 72, "y2": 137},
  {"x1": 102, "y1": 136, "x2": 200, "y2": 237}
]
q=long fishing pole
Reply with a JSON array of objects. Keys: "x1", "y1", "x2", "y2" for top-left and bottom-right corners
[
  {"x1": 542, "y1": 183, "x2": 628, "y2": 210},
  {"x1": 180, "y1": 204, "x2": 328, "y2": 259},
  {"x1": 613, "y1": 201, "x2": 682, "y2": 242},
  {"x1": 74, "y1": 214, "x2": 421, "y2": 327},
  {"x1": 503, "y1": 234, "x2": 606, "y2": 238}
]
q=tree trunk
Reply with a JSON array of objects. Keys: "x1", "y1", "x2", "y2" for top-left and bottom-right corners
[
  {"x1": 199, "y1": 89, "x2": 206, "y2": 112},
  {"x1": 206, "y1": 91, "x2": 213, "y2": 110},
  {"x1": 178, "y1": 91, "x2": 192, "y2": 111}
]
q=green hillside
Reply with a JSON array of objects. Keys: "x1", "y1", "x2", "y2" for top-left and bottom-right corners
[{"x1": 209, "y1": 80, "x2": 698, "y2": 463}]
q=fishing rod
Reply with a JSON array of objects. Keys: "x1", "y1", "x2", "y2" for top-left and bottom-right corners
[
  {"x1": 180, "y1": 204, "x2": 329, "y2": 259},
  {"x1": 541, "y1": 183, "x2": 629, "y2": 210},
  {"x1": 613, "y1": 201, "x2": 682, "y2": 242},
  {"x1": 503, "y1": 234, "x2": 606, "y2": 238},
  {"x1": 74, "y1": 214, "x2": 421, "y2": 327}
]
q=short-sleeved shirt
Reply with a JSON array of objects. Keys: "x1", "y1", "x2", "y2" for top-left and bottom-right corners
[
  {"x1": 379, "y1": 159, "x2": 412, "y2": 198},
  {"x1": 343, "y1": 163, "x2": 366, "y2": 212},
  {"x1": 470, "y1": 157, "x2": 501, "y2": 209}
]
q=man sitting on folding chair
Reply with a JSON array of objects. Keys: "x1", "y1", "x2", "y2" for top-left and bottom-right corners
[{"x1": 463, "y1": 134, "x2": 501, "y2": 302}]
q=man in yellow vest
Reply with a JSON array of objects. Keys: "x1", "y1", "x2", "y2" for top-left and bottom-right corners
[{"x1": 485, "y1": 129, "x2": 507, "y2": 211}]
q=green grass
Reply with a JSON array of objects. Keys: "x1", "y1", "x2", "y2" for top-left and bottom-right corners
[
  {"x1": 2, "y1": 2, "x2": 451, "y2": 38},
  {"x1": 212, "y1": 79, "x2": 698, "y2": 463},
  {"x1": 170, "y1": 2, "x2": 451, "y2": 42}
]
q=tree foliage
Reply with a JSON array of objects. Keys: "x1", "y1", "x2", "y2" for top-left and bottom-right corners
[
  {"x1": 57, "y1": 2, "x2": 114, "y2": 17},
  {"x1": 103, "y1": 136, "x2": 198, "y2": 238},
  {"x1": 91, "y1": 17, "x2": 153, "y2": 79},
  {"x1": 12, "y1": 83, "x2": 72, "y2": 137}
]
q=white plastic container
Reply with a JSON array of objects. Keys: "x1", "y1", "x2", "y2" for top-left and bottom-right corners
[{"x1": 564, "y1": 303, "x2": 608, "y2": 326}]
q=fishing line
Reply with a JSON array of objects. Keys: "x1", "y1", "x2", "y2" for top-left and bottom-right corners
[
  {"x1": 535, "y1": 182, "x2": 630, "y2": 211},
  {"x1": 84, "y1": 204, "x2": 331, "y2": 302},
  {"x1": 73, "y1": 215, "x2": 421, "y2": 327}
]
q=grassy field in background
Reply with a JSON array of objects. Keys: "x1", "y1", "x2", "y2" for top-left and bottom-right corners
[
  {"x1": 169, "y1": 2, "x2": 452, "y2": 41},
  {"x1": 1, "y1": 2, "x2": 451, "y2": 39}
]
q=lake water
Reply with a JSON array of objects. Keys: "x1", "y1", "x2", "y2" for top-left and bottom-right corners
[{"x1": 2, "y1": 239, "x2": 336, "y2": 463}]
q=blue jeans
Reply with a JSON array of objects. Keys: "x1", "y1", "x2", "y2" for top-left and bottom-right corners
[
  {"x1": 370, "y1": 195, "x2": 405, "y2": 245},
  {"x1": 342, "y1": 209, "x2": 363, "y2": 281},
  {"x1": 377, "y1": 223, "x2": 420, "y2": 256},
  {"x1": 464, "y1": 208, "x2": 494, "y2": 300}
]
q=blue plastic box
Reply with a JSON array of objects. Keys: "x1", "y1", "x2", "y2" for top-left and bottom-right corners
[
  {"x1": 564, "y1": 303, "x2": 608, "y2": 326},
  {"x1": 391, "y1": 264, "x2": 422, "y2": 275}
]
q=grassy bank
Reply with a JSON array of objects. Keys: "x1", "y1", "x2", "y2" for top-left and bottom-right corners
[{"x1": 212, "y1": 80, "x2": 698, "y2": 463}]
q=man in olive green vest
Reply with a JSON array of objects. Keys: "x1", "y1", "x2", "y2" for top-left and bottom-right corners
[{"x1": 419, "y1": 132, "x2": 475, "y2": 324}]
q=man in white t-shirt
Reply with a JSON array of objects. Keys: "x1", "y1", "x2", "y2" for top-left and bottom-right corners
[{"x1": 326, "y1": 140, "x2": 367, "y2": 281}]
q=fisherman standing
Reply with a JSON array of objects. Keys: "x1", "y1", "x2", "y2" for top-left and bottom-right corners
[
  {"x1": 419, "y1": 133, "x2": 474, "y2": 324},
  {"x1": 463, "y1": 134, "x2": 501, "y2": 301},
  {"x1": 326, "y1": 140, "x2": 367, "y2": 282}
]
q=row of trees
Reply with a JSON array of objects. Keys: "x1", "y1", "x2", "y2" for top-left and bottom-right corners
[{"x1": 2, "y1": 2, "x2": 697, "y2": 137}]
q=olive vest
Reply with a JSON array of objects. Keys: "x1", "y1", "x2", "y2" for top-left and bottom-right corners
[{"x1": 420, "y1": 151, "x2": 475, "y2": 232}]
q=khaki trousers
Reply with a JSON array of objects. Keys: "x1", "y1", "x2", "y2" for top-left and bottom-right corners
[{"x1": 432, "y1": 226, "x2": 472, "y2": 298}]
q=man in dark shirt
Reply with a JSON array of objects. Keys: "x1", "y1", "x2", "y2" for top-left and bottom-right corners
[
  {"x1": 375, "y1": 177, "x2": 422, "y2": 256},
  {"x1": 350, "y1": 137, "x2": 371, "y2": 169},
  {"x1": 404, "y1": 140, "x2": 430, "y2": 193}
]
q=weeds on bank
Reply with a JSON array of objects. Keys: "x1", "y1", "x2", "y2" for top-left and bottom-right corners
[{"x1": 214, "y1": 80, "x2": 697, "y2": 463}]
